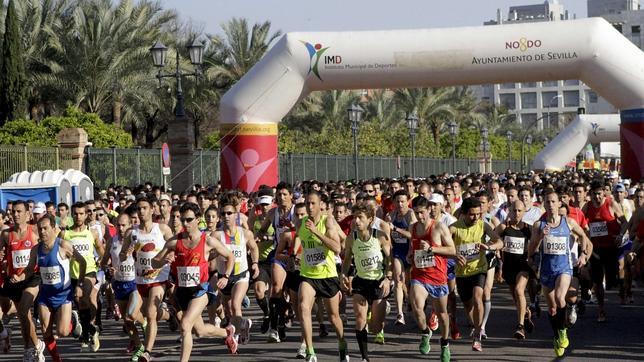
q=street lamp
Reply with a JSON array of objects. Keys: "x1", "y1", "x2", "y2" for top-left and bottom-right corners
[
  {"x1": 347, "y1": 104, "x2": 364, "y2": 180},
  {"x1": 150, "y1": 38, "x2": 204, "y2": 191},
  {"x1": 543, "y1": 136, "x2": 549, "y2": 147},
  {"x1": 506, "y1": 130, "x2": 513, "y2": 171},
  {"x1": 481, "y1": 127, "x2": 489, "y2": 173},
  {"x1": 546, "y1": 94, "x2": 563, "y2": 129},
  {"x1": 522, "y1": 134, "x2": 533, "y2": 172},
  {"x1": 406, "y1": 112, "x2": 419, "y2": 178},
  {"x1": 448, "y1": 121, "x2": 457, "y2": 175}
]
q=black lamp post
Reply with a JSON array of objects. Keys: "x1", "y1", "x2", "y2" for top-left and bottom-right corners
[
  {"x1": 406, "y1": 112, "x2": 419, "y2": 178},
  {"x1": 522, "y1": 134, "x2": 533, "y2": 172},
  {"x1": 150, "y1": 39, "x2": 204, "y2": 191},
  {"x1": 448, "y1": 121, "x2": 457, "y2": 174},
  {"x1": 506, "y1": 130, "x2": 513, "y2": 171},
  {"x1": 481, "y1": 126, "x2": 489, "y2": 173},
  {"x1": 347, "y1": 104, "x2": 364, "y2": 180}
]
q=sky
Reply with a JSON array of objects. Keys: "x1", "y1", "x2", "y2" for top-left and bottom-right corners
[{"x1": 159, "y1": 0, "x2": 589, "y2": 36}]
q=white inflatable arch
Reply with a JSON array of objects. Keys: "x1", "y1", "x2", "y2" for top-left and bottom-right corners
[{"x1": 220, "y1": 18, "x2": 644, "y2": 191}]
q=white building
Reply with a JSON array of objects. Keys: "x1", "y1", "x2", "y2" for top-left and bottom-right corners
[{"x1": 474, "y1": 1, "x2": 617, "y2": 130}]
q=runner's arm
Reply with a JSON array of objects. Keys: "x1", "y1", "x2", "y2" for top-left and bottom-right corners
[
  {"x1": 63, "y1": 239, "x2": 87, "y2": 281},
  {"x1": 245, "y1": 229, "x2": 260, "y2": 265},
  {"x1": 380, "y1": 231, "x2": 393, "y2": 279},
  {"x1": 99, "y1": 237, "x2": 113, "y2": 269},
  {"x1": 22, "y1": 246, "x2": 39, "y2": 280},
  {"x1": 118, "y1": 229, "x2": 134, "y2": 262},
  {"x1": 432, "y1": 222, "x2": 456, "y2": 257},
  {"x1": 569, "y1": 219, "x2": 590, "y2": 266},
  {"x1": 482, "y1": 222, "x2": 503, "y2": 251},
  {"x1": 151, "y1": 238, "x2": 177, "y2": 269},
  {"x1": 206, "y1": 234, "x2": 234, "y2": 277},
  {"x1": 527, "y1": 220, "x2": 542, "y2": 259},
  {"x1": 91, "y1": 229, "x2": 105, "y2": 258},
  {"x1": 340, "y1": 235, "x2": 354, "y2": 277}
]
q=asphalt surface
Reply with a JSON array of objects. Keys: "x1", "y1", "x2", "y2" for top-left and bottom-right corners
[{"x1": 3, "y1": 282, "x2": 643, "y2": 361}]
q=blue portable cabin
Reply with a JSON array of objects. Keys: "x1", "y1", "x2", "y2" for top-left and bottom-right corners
[
  {"x1": 63, "y1": 169, "x2": 94, "y2": 202},
  {"x1": 0, "y1": 170, "x2": 72, "y2": 208}
]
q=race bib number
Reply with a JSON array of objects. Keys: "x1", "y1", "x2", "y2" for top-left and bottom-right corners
[
  {"x1": 303, "y1": 247, "x2": 326, "y2": 267},
  {"x1": 414, "y1": 249, "x2": 435, "y2": 269},
  {"x1": 358, "y1": 250, "x2": 382, "y2": 272},
  {"x1": 503, "y1": 236, "x2": 525, "y2": 255},
  {"x1": 12, "y1": 249, "x2": 31, "y2": 269},
  {"x1": 589, "y1": 222, "x2": 608, "y2": 238},
  {"x1": 543, "y1": 236, "x2": 568, "y2": 255},
  {"x1": 230, "y1": 244, "x2": 245, "y2": 261},
  {"x1": 392, "y1": 231, "x2": 407, "y2": 244},
  {"x1": 177, "y1": 266, "x2": 200, "y2": 287},
  {"x1": 458, "y1": 243, "x2": 480, "y2": 261},
  {"x1": 41, "y1": 266, "x2": 62, "y2": 285},
  {"x1": 117, "y1": 262, "x2": 136, "y2": 281},
  {"x1": 71, "y1": 240, "x2": 92, "y2": 257},
  {"x1": 136, "y1": 251, "x2": 155, "y2": 272}
]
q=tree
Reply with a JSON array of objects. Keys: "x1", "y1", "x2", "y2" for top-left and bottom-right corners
[
  {"x1": 393, "y1": 87, "x2": 455, "y2": 148},
  {"x1": 0, "y1": 0, "x2": 27, "y2": 124}
]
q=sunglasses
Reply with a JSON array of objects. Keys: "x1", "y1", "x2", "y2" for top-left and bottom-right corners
[
  {"x1": 364, "y1": 189, "x2": 375, "y2": 193},
  {"x1": 220, "y1": 211, "x2": 235, "y2": 216},
  {"x1": 180, "y1": 217, "x2": 195, "y2": 224},
  {"x1": 87, "y1": 209, "x2": 95, "y2": 213},
  {"x1": 96, "y1": 213, "x2": 105, "y2": 217}
]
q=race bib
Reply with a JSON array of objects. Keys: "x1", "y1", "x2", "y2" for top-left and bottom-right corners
[
  {"x1": 458, "y1": 243, "x2": 480, "y2": 261},
  {"x1": 136, "y1": 250, "x2": 155, "y2": 273},
  {"x1": 543, "y1": 236, "x2": 568, "y2": 255},
  {"x1": 230, "y1": 244, "x2": 245, "y2": 261},
  {"x1": 177, "y1": 266, "x2": 200, "y2": 287},
  {"x1": 414, "y1": 249, "x2": 435, "y2": 269},
  {"x1": 358, "y1": 249, "x2": 382, "y2": 272},
  {"x1": 503, "y1": 236, "x2": 525, "y2": 255},
  {"x1": 117, "y1": 261, "x2": 136, "y2": 281},
  {"x1": 12, "y1": 249, "x2": 31, "y2": 269},
  {"x1": 392, "y1": 230, "x2": 407, "y2": 244},
  {"x1": 71, "y1": 239, "x2": 92, "y2": 257},
  {"x1": 303, "y1": 247, "x2": 326, "y2": 267},
  {"x1": 40, "y1": 266, "x2": 62, "y2": 285},
  {"x1": 589, "y1": 222, "x2": 608, "y2": 238}
]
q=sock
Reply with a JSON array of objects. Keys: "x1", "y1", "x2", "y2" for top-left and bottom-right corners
[
  {"x1": 440, "y1": 338, "x2": 450, "y2": 347},
  {"x1": 277, "y1": 298, "x2": 287, "y2": 327},
  {"x1": 306, "y1": 346, "x2": 315, "y2": 356},
  {"x1": 269, "y1": 297, "x2": 280, "y2": 330},
  {"x1": 45, "y1": 336, "x2": 59, "y2": 359},
  {"x1": 556, "y1": 307, "x2": 566, "y2": 330},
  {"x1": 257, "y1": 297, "x2": 269, "y2": 316},
  {"x1": 355, "y1": 331, "x2": 368, "y2": 359},
  {"x1": 79, "y1": 309, "x2": 91, "y2": 340},
  {"x1": 548, "y1": 313, "x2": 558, "y2": 334},
  {"x1": 421, "y1": 327, "x2": 430, "y2": 335},
  {"x1": 481, "y1": 300, "x2": 492, "y2": 330}
]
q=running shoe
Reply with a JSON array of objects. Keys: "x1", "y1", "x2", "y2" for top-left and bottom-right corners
[
  {"x1": 242, "y1": 295, "x2": 250, "y2": 309},
  {"x1": 553, "y1": 338, "x2": 565, "y2": 358},
  {"x1": 296, "y1": 343, "x2": 307, "y2": 359},
  {"x1": 395, "y1": 313, "x2": 405, "y2": 326},
  {"x1": 419, "y1": 333, "x2": 431, "y2": 355},
  {"x1": 449, "y1": 319, "x2": 460, "y2": 340},
  {"x1": 304, "y1": 354, "x2": 317, "y2": 362},
  {"x1": 566, "y1": 304, "x2": 577, "y2": 327},
  {"x1": 0, "y1": 327, "x2": 10, "y2": 353},
  {"x1": 514, "y1": 325, "x2": 525, "y2": 340},
  {"x1": 524, "y1": 315, "x2": 535, "y2": 333},
  {"x1": 557, "y1": 328, "x2": 569, "y2": 349},
  {"x1": 224, "y1": 325, "x2": 238, "y2": 354},
  {"x1": 126, "y1": 340, "x2": 136, "y2": 353},
  {"x1": 429, "y1": 312, "x2": 439, "y2": 331},
  {"x1": 71, "y1": 311, "x2": 82, "y2": 339},
  {"x1": 261, "y1": 316, "x2": 270, "y2": 334},
  {"x1": 35, "y1": 339, "x2": 45, "y2": 362},
  {"x1": 268, "y1": 328, "x2": 281, "y2": 343},
  {"x1": 480, "y1": 328, "x2": 488, "y2": 340},
  {"x1": 319, "y1": 324, "x2": 328, "y2": 338},
  {"x1": 440, "y1": 344, "x2": 451, "y2": 362},
  {"x1": 472, "y1": 338, "x2": 483, "y2": 352},
  {"x1": 91, "y1": 331, "x2": 100, "y2": 352},
  {"x1": 138, "y1": 351, "x2": 151, "y2": 362},
  {"x1": 130, "y1": 345, "x2": 145, "y2": 362},
  {"x1": 374, "y1": 330, "x2": 385, "y2": 345},
  {"x1": 597, "y1": 310, "x2": 607, "y2": 323},
  {"x1": 80, "y1": 340, "x2": 91, "y2": 352},
  {"x1": 278, "y1": 325, "x2": 286, "y2": 340},
  {"x1": 339, "y1": 339, "x2": 349, "y2": 362},
  {"x1": 240, "y1": 318, "x2": 252, "y2": 345},
  {"x1": 114, "y1": 304, "x2": 122, "y2": 321},
  {"x1": 385, "y1": 300, "x2": 391, "y2": 316},
  {"x1": 161, "y1": 303, "x2": 178, "y2": 332}
]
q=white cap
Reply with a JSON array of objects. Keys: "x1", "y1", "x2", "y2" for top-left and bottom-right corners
[
  {"x1": 33, "y1": 202, "x2": 46, "y2": 214},
  {"x1": 427, "y1": 193, "x2": 445, "y2": 205},
  {"x1": 258, "y1": 195, "x2": 273, "y2": 205}
]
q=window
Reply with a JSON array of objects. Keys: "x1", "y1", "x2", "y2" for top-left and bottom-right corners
[
  {"x1": 520, "y1": 92, "x2": 537, "y2": 109},
  {"x1": 542, "y1": 91, "x2": 558, "y2": 108},
  {"x1": 614, "y1": 24, "x2": 623, "y2": 33},
  {"x1": 500, "y1": 82, "x2": 516, "y2": 89},
  {"x1": 564, "y1": 79, "x2": 579, "y2": 86},
  {"x1": 563, "y1": 90, "x2": 579, "y2": 107},
  {"x1": 521, "y1": 82, "x2": 537, "y2": 88},
  {"x1": 499, "y1": 94, "x2": 516, "y2": 110},
  {"x1": 587, "y1": 90, "x2": 598, "y2": 103},
  {"x1": 521, "y1": 113, "x2": 537, "y2": 128},
  {"x1": 632, "y1": 25, "x2": 641, "y2": 34},
  {"x1": 542, "y1": 80, "x2": 558, "y2": 87},
  {"x1": 546, "y1": 112, "x2": 559, "y2": 129}
]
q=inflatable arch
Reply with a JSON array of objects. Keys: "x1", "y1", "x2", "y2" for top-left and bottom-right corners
[{"x1": 220, "y1": 18, "x2": 644, "y2": 191}]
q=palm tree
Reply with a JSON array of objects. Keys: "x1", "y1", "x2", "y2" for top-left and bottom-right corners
[
  {"x1": 361, "y1": 89, "x2": 400, "y2": 129},
  {"x1": 393, "y1": 87, "x2": 455, "y2": 145},
  {"x1": 206, "y1": 18, "x2": 282, "y2": 91}
]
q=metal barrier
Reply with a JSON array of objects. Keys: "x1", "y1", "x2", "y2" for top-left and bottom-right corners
[{"x1": 0, "y1": 145, "x2": 525, "y2": 189}]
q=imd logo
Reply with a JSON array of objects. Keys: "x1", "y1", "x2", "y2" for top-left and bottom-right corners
[{"x1": 302, "y1": 41, "x2": 330, "y2": 81}]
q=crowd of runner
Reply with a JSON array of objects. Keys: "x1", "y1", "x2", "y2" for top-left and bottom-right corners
[{"x1": 0, "y1": 170, "x2": 642, "y2": 362}]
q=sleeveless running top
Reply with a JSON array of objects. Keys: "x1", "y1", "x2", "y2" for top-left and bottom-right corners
[
  {"x1": 133, "y1": 223, "x2": 169, "y2": 284},
  {"x1": 299, "y1": 215, "x2": 337, "y2": 279},
  {"x1": 7, "y1": 226, "x2": 37, "y2": 276},
  {"x1": 539, "y1": 217, "x2": 572, "y2": 275},
  {"x1": 110, "y1": 234, "x2": 135, "y2": 282},
  {"x1": 37, "y1": 238, "x2": 71, "y2": 294},
  {"x1": 173, "y1": 232, "x2": 209, "y2": 287},
  {"x1": 217, "y1": 228, "x2": 248, "y2": 276},
  {"x1": 501, "y1": 223, "x2": 531, "y2": 256},
  {"x1": 452, "y1": 219, "x2": 487, "y2": 277},
  {"x1": 254, "y1": 217, "x2": 275, "y2": 261},
  {"x1": 64, "y1": 227, "x2": 97, "y2": 279},
  {"x1": 352, "y1": 229, "x2": 384, "y2": 281},
  {"x1": 391, "y1": 210, "x2": 411, "y2": 245},
  {"x1": 585, "y1": 199, "x2": 620, "y2": 248},
  {"x1": 411, "y1": 220, "x2": 447, "y2": 285}
]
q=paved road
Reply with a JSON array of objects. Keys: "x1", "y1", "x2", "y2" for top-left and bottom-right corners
[{"x1": 4, "y1": 283, "x2": 643, "y2": 361}]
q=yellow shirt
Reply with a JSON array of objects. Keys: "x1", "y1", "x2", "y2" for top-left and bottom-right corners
[{"x1": 452, "y1": 219, "x2": 487, "y2": 277}]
